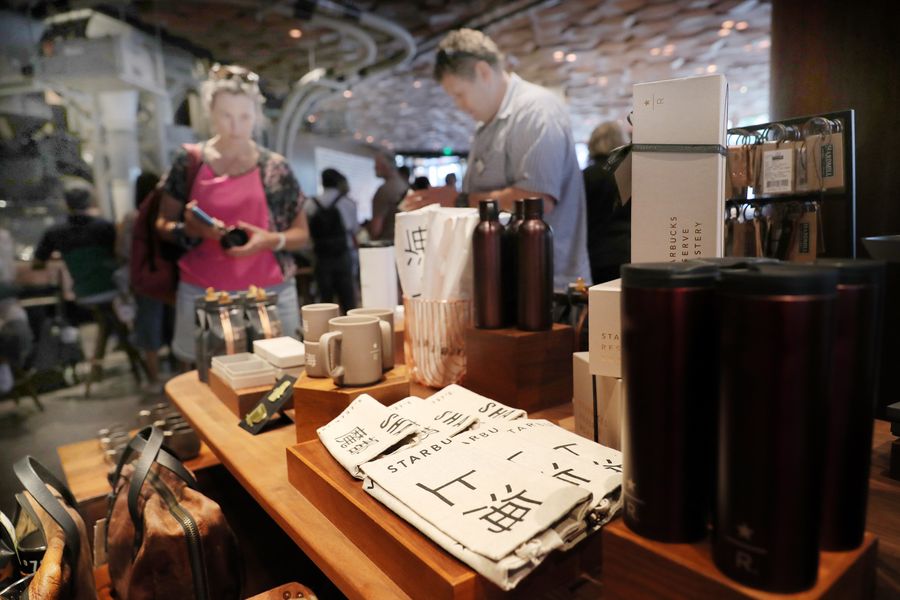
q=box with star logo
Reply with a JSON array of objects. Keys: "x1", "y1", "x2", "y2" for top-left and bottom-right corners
[{"x1": 630, "y1": 74, "x2": 727, "y2": 263}]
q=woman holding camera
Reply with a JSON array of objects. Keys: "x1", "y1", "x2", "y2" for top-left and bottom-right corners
[{"x1": 157, "y1": 64, "x2": 308, "y2": 365}]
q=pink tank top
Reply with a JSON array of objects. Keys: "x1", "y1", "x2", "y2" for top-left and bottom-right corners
[{"x1": 179, "y1": 163, "x2": 283, "y2": 290}]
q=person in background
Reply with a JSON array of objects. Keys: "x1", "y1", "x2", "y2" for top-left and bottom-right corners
[
  {"x1": 123, "y1": 171, "x2": 173, "y2": 391},
  {"x1": 444, "y1": 172, "x2": 458, "y2": 190},
  {"x1": 368, "y1": 151, "x2": 409, "y2": 242},
  {"x1": 0, "y1": 228, "x2": 33, "y2": 395},
  {"x1": 408, "y1": 28, "x2": 590, "y2": 289},
  {"x1": 156, "y1": 64, "x2": 308, "y2": 364},
  {"x1": 306, "y1": 168, "x2": 359, "y2": 313},
  {"x1": 33, "y1": 186, "x2": 132, "y2": 381},
  {"x1": 583, "y1": 120, "x2": 631, "y2": 283},
  {"x1": 412, "y1": 176, "x2": 431, "y2": 191}
]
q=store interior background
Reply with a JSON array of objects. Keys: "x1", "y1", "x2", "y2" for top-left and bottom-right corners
[{"x1": 0, "y1": 0, "x2": 898, "y2": 542}]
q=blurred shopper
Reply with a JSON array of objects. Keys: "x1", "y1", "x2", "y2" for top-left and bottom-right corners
[
  {"x1": 124, "y1": 171, "x2": 175, "y2": 391},
  {"x1": 584, "y1": 121, "x2": 631, "y2": 283},
  {"x1": 409, "y1": 28, "x2": 590, "y2": 289},
  {"x1": 33, "y1": 186, "x2": 135, "y2": 381},
  {"x1": 0, "y1": 228, "x2": 33, "y2": 394},
  {"x1": 156, "y1": 64, "x2": 308, "y2": 363},
  {"x1": 307, "y1": 168, "x2": 359, "y2": 313},
  {"x1": 412, "y1": 175, "x2": 431, "y2": 190},
  {"x1": 444, "y1": 172, "x2": 458, "y2": 190},
  {"x1": 368, "y1": 151, "x2": 409, "y2": 242}
]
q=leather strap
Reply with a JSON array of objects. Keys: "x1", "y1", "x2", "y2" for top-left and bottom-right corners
[
  {"x1": 126, "y1": 427, "x2": 165, "y2": 528},
  {"x1": 109, "y1": 428, "x2": 198, "y2": 492},
  {"x1": 13, "y1": 456, "x2": 81, "y2": 570}
]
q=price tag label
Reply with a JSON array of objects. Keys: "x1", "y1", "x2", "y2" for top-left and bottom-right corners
[{"x1": 762, "y1": 148, "x2": 794, "y2": 195}]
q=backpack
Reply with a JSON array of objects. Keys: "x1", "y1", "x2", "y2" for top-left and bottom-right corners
[
  {"x1": 105, "y1": 427, "x2": 242, "y2": 600},
  {"x1": 129, "y1": 145, "x2": 203, "y2": 304},
  {"x1": 309, "y1": 194, "x2": 348, "y2": 256}
]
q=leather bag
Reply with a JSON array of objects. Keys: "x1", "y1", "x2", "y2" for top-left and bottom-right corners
[
  {"x1": 105, "y1": 427, "x2": 241, "y2": 600},
  {"x1": 2, "y1": 457, "x2": 97, "y2": 600}
]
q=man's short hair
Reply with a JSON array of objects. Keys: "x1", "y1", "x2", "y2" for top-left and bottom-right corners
[
  {"x1": 64, "y1": 188, "x2": 92, "y2": 211},
  {"x1": 433, "y1": 28, "x2": 504, "y2": 81},
  {"x1": 321, "y1": 168, "x2": 346, "y2": 189}
]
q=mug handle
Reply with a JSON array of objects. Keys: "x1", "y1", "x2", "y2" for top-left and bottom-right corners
[
  {"x1": 378, "y1": 320, "x2": 393, "y2": 371},
  {"x1": 319, "y1": 331, "x2": 344, "y2": 386}
]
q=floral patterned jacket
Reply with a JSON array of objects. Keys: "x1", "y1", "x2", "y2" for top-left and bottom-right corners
[{"x1": 161, "y1": 143, "x2": 305, "y2": 277}]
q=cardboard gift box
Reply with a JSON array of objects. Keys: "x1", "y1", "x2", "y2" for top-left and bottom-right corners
[
  {"x1": 573, "y1": 352, "x2": 623, "y2": 451},
  {"x1": 631, "y1": 74, "x2": 727, "y2": 263},
  {"x1": 588, "y1": 279, "x2": 622, "y2": 378}
]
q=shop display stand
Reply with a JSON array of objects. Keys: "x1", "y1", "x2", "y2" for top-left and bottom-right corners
[
  {"x1": 293, "y1": 365, "x2": 411, "y2": 442},
  {"x1": 602, "y1": 520, "x2": 876, "y2": 599},
  {"x1": 726, "y1": 109, "x2": 857, "y2": 258},
  {"x1": 463, "y1": 324, "x2": 574, "y2": 413},
  {"x1": 285, "y1": 437, "x2": 602, "y2": 600},
  {"x1": 208, "y1": 369, "x2": 272, "y2": 419}
]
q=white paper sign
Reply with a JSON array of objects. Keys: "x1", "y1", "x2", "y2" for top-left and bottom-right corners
[{"x1": 762, "y1": 148, "x2": 794, "y2": 195}]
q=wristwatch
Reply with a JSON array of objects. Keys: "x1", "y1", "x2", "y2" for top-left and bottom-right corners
[{"x1": 454, "y1": 192, "x2": 470, "y2": 207}]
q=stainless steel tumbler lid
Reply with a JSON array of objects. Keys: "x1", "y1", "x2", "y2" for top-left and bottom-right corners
[
  {"x1": 621, "y1": 262, "x2": 719, "y2": 289},
  {"x1": 718, "y1": 263, "x2": 838, "y2": 296}
]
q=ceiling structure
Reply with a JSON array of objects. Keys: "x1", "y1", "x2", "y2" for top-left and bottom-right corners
[{"x1": 26, "y1": 0, "x2": 773, "y2": 153}]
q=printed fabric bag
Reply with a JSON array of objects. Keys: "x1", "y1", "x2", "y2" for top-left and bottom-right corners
[
  {"x1": 105, "y1": 427, "x2": 241, "y2": 600},
  {"x1": 0, "y1": 457, "x2": 97, "y2": 600},
  {"x1": 318, "y1": 394, "x2": 422, "y2": 478},
  {"x1": 425, "y1": 384, "x2": 527, "y2": 423},
  {"x1": 360, "y1": 440, "x2": 592, "y2": 590}
]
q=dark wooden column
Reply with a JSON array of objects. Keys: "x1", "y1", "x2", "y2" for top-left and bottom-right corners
[{"x1": 771, "y1": 0, "x2": 900, "y2": 244}]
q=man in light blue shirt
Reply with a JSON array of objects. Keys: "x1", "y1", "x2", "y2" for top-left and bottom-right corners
[{"x1": 408, "y1": 28, "x2": 590, "y2": 289}]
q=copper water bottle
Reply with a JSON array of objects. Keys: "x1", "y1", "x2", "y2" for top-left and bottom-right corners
[
  {"x1": 502, "y1": 199, "x2": 525, "y2": 325},
  {"x1": 473, "y1": 200, "x2": 505, "y2": 329},
  {"x1": 517, "y1": 198, "x2": 553, "y2": 331},
  {"x1": 620, "y1": 262, "x2": 719, "y2": 542},
  {"x1": 816, "y1": 259, "x2": 885, "y2": 551},
  {"x1": 714, "y1": 264, "x2": 837, "y2": 593}
]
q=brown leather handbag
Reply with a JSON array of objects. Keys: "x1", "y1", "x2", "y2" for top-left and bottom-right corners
[
  {"x1": 3, "y1": 456, "x2": 97, "y2": 600},
  {"x1": 105, "y1": 427, "x2": 241, "y2": 600}
]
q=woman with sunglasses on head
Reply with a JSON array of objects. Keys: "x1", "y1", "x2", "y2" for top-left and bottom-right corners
[{"x1": 156, "y1": 64, "x2": 309, "y2": 366}]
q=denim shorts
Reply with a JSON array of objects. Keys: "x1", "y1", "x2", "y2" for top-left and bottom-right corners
[
  {"x1": 132, "y1": 294, "x2": 170, "y2": 351},
  {"x1": 171, "y1": 279, "x2": 299, "y2": 364}
]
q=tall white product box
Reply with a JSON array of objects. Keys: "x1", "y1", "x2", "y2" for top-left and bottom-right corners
[{"x1": 631, "y1": 74, "x2": 727, "y2": 262}]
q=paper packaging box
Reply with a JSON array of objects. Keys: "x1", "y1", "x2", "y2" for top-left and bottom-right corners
[
  {"x1": 631, "y1": 74, "x2": 727, "y2": 263},
  {"x1": 588, "y1": 279, "x2": 621, "y2": 378},
  {"x1": 573, "y1": 352, "x2": 624, "y2": 451}
]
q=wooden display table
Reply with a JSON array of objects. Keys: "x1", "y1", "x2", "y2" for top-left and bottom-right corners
[
  {"x1": 165, "y1": 371, "x2": 580, "y2": 599},
  {"x1": 163, "y1": 371, "x2": 900, "y2": 600},
  {"x1": 603, "y1": 521, "x2": 876, "y2": 599}
]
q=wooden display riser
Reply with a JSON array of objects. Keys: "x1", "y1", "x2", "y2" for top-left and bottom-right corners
[
  {"x1": 602, "y1": 520, "x2": 877, "y2": 599},
  {"x1": 293, "y1": 365, "x2": 411, "y2": 442},
  {"x1": 463, "y1": 324, "x2": 574, "y2": 413},
  {"x1": 208, "y1": 369, "x2": 273, "y2": 419},
  {"x1": 285, "y1": 439, "x2": 603, "y2": 600}
]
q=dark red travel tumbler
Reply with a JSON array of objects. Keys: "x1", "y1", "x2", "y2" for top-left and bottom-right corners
[
  {"x1": 714, "y1": 264, "x2": 837, "y2": 593},
  {"x1": 621, "y1": 261, "x2": 719, "y2": 542},
  {"x1": 815, "y1": 259, "x2": 885, "y2": 551}
]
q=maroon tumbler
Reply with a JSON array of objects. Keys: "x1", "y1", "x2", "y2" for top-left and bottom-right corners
[
  {"x1": 502, "y1": 199, "x2": 525, "y2": 325},
  {"x1": 714, "y1": 264, "x2": 837, "y2": 593},
  {"x1": 816, "y1": 259, "x2": 885, "y2": 551},
  {"x1": 621, "y1": 261, "x2": 719, "y2": 542}
]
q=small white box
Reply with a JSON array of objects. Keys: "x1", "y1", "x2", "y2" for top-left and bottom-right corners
[
  {"x1": 573, "y1": 352, "x2": 624, "y2": 451},
  {"x1": 588, "y1": 279, "x2": 621, "y2": 378},
  {"x1": 631, "y1": 74, "x2": 727, "y2": 263},
  {"x1": 253, "y1": 336, "x2": 305, "y2": 368}
]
